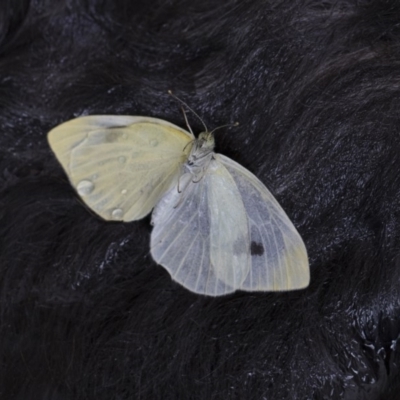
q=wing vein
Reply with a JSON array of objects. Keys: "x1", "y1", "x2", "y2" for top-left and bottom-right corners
[{"x1": 157, "y1": 211, "x2": 198, "y2": 263}]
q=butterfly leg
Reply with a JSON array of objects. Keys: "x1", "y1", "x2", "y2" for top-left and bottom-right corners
[
  {"x1": 174, "y1": 173, "x2": 193, "y2": 208},
  {"x1": 192, "y1": 172, "x2": 205, "y2": 183},
  {"x1": 183, "y1": 139, "x2": 194, "y2": 154}
]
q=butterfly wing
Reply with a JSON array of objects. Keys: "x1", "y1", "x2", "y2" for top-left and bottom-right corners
[
  {"x1": 216, "y1": 154, "x2": 309, "y2": 291},
  {"x1": 151, "y1": 154, "x2": 309, "y2": 296},
  {"x1": 150, "y1": 160, "x2": 251, "y2": 296},
  {"x1": 48, "y1": 115, "x2": 194, "y2": 221}
]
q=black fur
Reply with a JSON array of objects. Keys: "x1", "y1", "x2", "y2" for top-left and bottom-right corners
[{"x1": 1, "y1": 1, "x2": 399, "y2": 399}]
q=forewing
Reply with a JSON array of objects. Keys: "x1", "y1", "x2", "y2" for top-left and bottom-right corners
[
  {"x1": 48, "y1": 115, "x2": 193, "y2": 221},
  {"x1": 150, "y1": 160, "x2": 251, "y2": 296},
  {"x1": 207, "y1": 161, "x2": 250, "y2": 290},
  {"x1": 216, "y1": 154, "x2": 309, "y2": 291}
]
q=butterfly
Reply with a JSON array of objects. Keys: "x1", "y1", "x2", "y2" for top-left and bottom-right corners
[{"x1": 47, "y1": 96, "x2": 309, "y2": 296}]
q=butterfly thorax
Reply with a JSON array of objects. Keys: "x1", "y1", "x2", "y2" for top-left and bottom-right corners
[{"x1": 185, "y1": 131, "x2": 215, "y2": 177}]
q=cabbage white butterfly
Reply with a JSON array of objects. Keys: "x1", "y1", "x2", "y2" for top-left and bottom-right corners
[{"x1": 48, "y1": 99, "x2": 309, "y2": 296}]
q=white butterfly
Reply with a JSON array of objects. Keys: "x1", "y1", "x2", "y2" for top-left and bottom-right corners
[{"x1": 48, "y1": 107, "x2": 309, "y2": 296}]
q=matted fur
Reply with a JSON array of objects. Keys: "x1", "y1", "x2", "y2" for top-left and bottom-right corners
[{"x1": 0, "y1": 1, "x2": 399, "y2": 399}]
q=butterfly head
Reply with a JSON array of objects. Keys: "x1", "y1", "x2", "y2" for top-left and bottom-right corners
[
  {"x1": 197, "y1": 131, "x2": 216, "y2": 151},
  {"x1": 186, "y1": 131, "x2": 215, "y2": 169}
]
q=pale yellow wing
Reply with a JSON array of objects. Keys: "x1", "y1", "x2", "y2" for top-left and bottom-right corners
[
  {"x1": 150, "y1": 160, "x2": 251, "y2": 296},
  {"x1": 48, "y1": 115, "x2": 193, "y2": 221}
]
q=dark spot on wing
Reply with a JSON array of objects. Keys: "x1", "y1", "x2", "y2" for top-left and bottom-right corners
[{"x1": 251, "y1": 241, "x2": 264, "y2": 256}]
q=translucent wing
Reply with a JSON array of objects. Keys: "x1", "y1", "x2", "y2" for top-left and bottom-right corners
[
  {"x1": 216, "y1": 154, "x2": 309, "y2": 291},
  {"x1": 150, "y1": 161, "x2": 251, "y2": 296},
  {"x1": 151, "y1": 154, "x2": 309, "y2": 296},
  {"x1": 48, "y1": 115, "x2": 193, "y2": 221}
]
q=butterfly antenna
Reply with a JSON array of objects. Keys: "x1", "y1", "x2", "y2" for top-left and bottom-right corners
[
  {"x1": 180, "y1": 106, "x2": 194, "y2": 135},
  {"x1": 168, "y1": 90, "x2": 208, "y2": 132},
  {"x1": 210, "y1": 122, "x2": 239, "y2": 135}
]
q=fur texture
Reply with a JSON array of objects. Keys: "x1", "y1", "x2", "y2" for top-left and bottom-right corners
[{"x1": 1, "y1": 0, "x2": 399, "y2": 399}]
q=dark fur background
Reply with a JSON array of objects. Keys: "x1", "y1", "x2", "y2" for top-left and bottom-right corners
[{"x1": 1, "y1": 1, "x2": 400, "y2": 399}]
